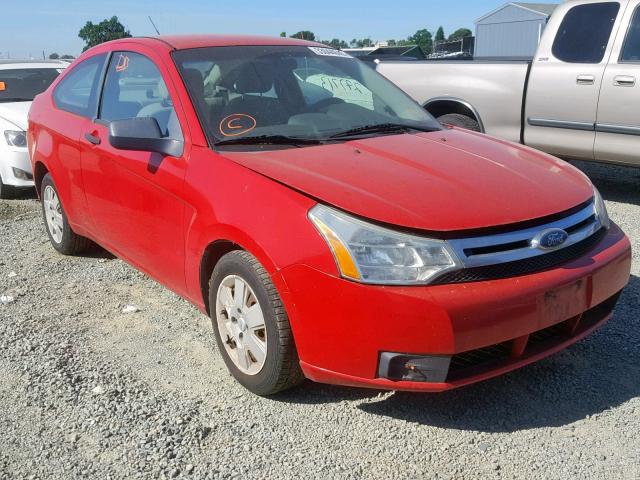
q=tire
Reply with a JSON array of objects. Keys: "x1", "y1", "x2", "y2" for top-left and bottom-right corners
[
  {"x1": 0, "y1": 175, "x2": 15, "y2": 200},
  {"x1": 209, "y1": 250, "x2": 304, "y2": 396},
  {"x1": 41, "y1": 173, "x2": 92, "y2": 255},
  {"x1": 437, "y1": 113, "x2": 481, "y2": 132}
]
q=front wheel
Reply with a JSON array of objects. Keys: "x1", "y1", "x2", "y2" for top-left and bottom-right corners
[
  {"x1": 437, "y1": 113, "x2": 481, "y2": 132},
  {"x1": 41, "y1": 173, "x2": 92, "y2": 255},
  {"x1": 209, "y1": 251, "x2": 304, "y2": 396}
]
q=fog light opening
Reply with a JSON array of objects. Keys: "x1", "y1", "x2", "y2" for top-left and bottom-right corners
[
  {"x1": 378, "y1": 352, "x2": 451, "y2": 383},
  {"x1": 12, "y1": 167, "x2": 33, "y2": 181}
]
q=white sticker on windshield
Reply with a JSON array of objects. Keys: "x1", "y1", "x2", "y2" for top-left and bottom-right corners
[{"x1": 308, "y1": 47, "x2": 351, "y2": 58}]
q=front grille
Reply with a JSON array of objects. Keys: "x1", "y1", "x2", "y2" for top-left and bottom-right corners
[
  {"x1": 446, "y1": 292, "x2": 621, "y2": 382},
  {"x1": 434, "y1": 227, "x2": 606, "y2": 285}
]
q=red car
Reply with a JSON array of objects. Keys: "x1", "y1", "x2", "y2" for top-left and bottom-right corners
[{"x1": 28, "y1": 35, "x2": 631, "y2": 396}]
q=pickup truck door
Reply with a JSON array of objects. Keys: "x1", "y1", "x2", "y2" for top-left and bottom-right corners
[
  {"x1": 595, "y1": 1, "x2": 640, "y2": 166},
  {"x1": 524, "y1": 2, "x2": 624, "y2": 160}
]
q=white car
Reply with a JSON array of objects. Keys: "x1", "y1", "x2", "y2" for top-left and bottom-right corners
[{"x1": 0, "y1": 60, "x2": 67, "y2": 198}]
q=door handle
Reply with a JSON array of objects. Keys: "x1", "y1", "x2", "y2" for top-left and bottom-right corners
[
  {"x1": 576, "y1": 74, "x2": 595, "y2": 85},
  {"x1": 613, "y1": 75, "x2": 636, "y2": 87},
  {"x1": 84, "y1": 132, "x2": 101, "y2": 145}
]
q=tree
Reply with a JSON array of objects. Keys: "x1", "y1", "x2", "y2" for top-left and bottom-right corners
[
  {"x1": 290, "y1": 31, "x2": 315, "y2": 41},
  {"x1": 280, "y1": 32, "x2": 286, "y2": 38},
  {"x1": 49, "y1": 53, "x2": 60, "y2": 59},
  {"x1": 61, "y1": 54, "x2": 75, "y2": 59},
  {"x1": 408, "y1": 29, "x2": 433, "y2": 53},
  {"x1": 448, "y1": 28, "x2": 472, "y2": 41},
  {"x1": 387, "y1": 39, "x2": 397, "y2": 47},
  {"x1": 435, "y1": 26, "x2": 446, "y2": 43},
  {"x1": 322, "y1": 38, "x2": 349, "y2": 49},
  {"x1": 78, "y1": 16, "x2": 131, "y2": 52},
  {"x1": 349, "y1": 38, "x2": 373, "y2": 48}
]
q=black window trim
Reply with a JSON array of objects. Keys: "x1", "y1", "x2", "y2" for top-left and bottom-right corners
[
  {"x1": 53, "y1": 53, "x2": 109, "y2": 119},
  {"x1": 619, "y1": 4, "x2": 640, "y2": 64},
  {"x1": 93, "y1": 51, "x2": 112, "y2": 124},
  {"x1": 552, "y1": 1, "x2": 621, "y2": 65}
]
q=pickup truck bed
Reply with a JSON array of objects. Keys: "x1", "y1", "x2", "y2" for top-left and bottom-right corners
[{"x1": 378, "y1": 60, "x2": 531, "y2": 143}]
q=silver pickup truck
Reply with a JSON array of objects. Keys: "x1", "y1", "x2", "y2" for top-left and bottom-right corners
[{"x1": 378, "y1": 0, "x2": 640, "y2": 167}]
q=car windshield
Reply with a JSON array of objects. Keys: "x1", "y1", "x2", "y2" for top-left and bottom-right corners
[
  {"x1": 0, "y1": 67, "x2": 62, "y2": 103},
  {"x1": 172, "y1": 45, "x2": 440, "y2": 147}
]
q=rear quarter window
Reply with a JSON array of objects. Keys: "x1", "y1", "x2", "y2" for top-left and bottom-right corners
[
  {"x1": 53, "y1": 54, "x2": 107, "y2": 117},
  {"x1": 552, "y1": 2, "x2": 620, "y2": 63}
]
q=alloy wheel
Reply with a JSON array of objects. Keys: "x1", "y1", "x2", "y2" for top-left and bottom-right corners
[
  {"x1": 215, "y1": 275, "x2": 268, "y2": 375},
  {"x1": 43, "y1": 185, "x2": 64, "y2": 244}
]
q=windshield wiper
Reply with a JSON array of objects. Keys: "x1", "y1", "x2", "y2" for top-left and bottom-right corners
[
  {"x1": 214, "y1": 134, "x2": 323, "y2": 148},
  {"x1": 328, "y1": 123, "x2": 436, "y2": 139}
]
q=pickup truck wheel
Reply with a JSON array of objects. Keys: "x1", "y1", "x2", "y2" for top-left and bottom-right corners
[
  {"x1": 437, "y1": 113, "x2": 481, "y2": 132},
  {"x1": 41, "y1": 174, "x2": 92, "y2": 255},
  {"x1": 210, "y1": 251, "x2": 304, "y2": 396}
]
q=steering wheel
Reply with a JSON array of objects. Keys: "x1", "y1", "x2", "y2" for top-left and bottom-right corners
[{"x1": 308, "y1": 97, "x2": 345, "y2": 112}]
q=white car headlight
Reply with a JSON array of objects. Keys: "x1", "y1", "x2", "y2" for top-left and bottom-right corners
[
  {"x1": 309, "y1": 204, "x2": 461, "y2": 285},
  {"x1": 593, "y1": 187, "x2": 610, "y2": 230},
  {"x1": 4, "y1": 130, "x2": 27, "y2": 148}
]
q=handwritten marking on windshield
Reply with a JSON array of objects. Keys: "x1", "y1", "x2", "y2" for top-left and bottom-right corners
[
  {"x1": 219, "y1": 114, "x2": 257, "y2": 137},
  {"x1": 115, "y1": 54, "x2": 130, "y2": 72}
]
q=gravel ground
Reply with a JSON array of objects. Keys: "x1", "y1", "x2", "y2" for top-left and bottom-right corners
[{"x1": 0, "y1": 160, "x2": 638, "y2": 480}]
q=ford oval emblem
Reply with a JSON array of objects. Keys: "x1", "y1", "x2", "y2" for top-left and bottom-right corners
[{"x1": 532, "y1": 228, "x2": 569, "y2": 250}]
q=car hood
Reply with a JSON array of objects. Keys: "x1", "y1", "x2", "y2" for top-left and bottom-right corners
[
  {"x1": 222, "y1": 129, "x2": 593, "y2": 232},
  {"x1": 0, "y1": 101, "x2": 31, "y2": 130}
]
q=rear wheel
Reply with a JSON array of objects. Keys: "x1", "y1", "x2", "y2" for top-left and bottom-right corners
[
  {"x1": 437, "y1": 113, "x2": 481, "y2": 132},
  {"x1": 41, "y1": 174, "x2": 92, "y2": 255},
  {"x1": 209, "y1": 250, "x2": 304, "y2": 396}
]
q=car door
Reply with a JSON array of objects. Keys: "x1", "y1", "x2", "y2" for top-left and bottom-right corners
[
  {"x1": 524, "y1": 2, "x2": 624, "y2": 160},
  {"x1": 80, "y1": 48, "x2": 190, "y2": 295},
  {"x1": 595, "y1": 0, "x2": 640, "y2": 165},
  {"x1": 38, "y1": 53, "x2": 107, "y2": 230}
]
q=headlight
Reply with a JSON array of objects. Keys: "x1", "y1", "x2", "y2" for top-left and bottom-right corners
[
  {"x1": 593, "y1": 187, "x2": 610, "y2": 230},
  {"x1": 309, "y1": 204, "x2": 461, "y2": 285},
  {"x1": 4, "y1": 130, "x2": 27, "y2": 148}
]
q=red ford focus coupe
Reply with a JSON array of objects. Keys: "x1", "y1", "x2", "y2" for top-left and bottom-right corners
[{"x1": 28, "y1": 35, "x2": 631, "y2": 396}]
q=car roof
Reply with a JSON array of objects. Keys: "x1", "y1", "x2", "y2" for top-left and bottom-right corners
[
  {"x1": 0, "y1": 60, "x2": 68, "y2": 69},
  {"x1": 100, "y1": 34, "x2": 323, "y2": 51}
]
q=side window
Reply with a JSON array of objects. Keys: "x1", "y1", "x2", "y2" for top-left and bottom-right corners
[
  {"x1": 53, "y1": 54, "x2": 106, "y2": 117},
  {"x1": 621, "y1": 7, "x2": 640, "y2": 62},
  {"x1": 99, "y1": 52, "x2": 183, "y2": 141},
  {"x1": 552, "y1": 2, "x2": 620, "y2": 63}
]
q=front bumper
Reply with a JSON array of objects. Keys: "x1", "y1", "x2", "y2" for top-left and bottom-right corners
[
  {"x1": 278, "y1": 223, "x2": 631, "y2": 392},
  {"x1": 0, "y1": 148, "x2": 34, "y2": 188}
]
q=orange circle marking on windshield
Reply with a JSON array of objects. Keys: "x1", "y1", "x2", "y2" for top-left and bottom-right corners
[{"x1": 219, "y1": 114, "x2": 257, "y2": 137}]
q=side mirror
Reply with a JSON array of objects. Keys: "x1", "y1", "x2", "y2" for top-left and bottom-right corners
[{"x1": 108, "y1": 117, "x2": 183, "y2": 157}]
